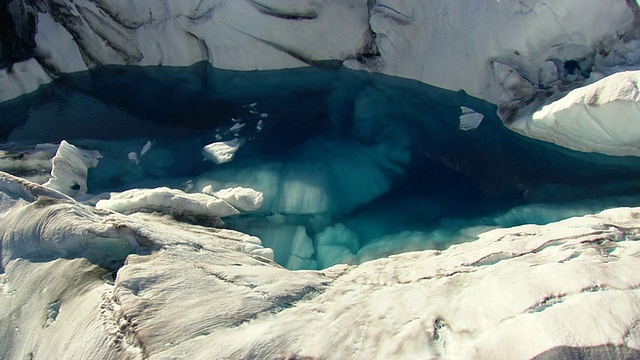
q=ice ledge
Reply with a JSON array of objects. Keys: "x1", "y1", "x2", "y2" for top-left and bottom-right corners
[
  {"x1": 507, "y1": 71, "x2": 640, "y2": 157},
  {"x1": 2, "y1": 171, "x2": 640, "y2": 358}
]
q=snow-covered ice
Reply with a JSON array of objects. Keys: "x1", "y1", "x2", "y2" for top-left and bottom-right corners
[
  {"x1": 95, "y1": 187, "x2": 241, "y2": 219},
  {"x1": 458, "y1": 106, "x2": 484, "y2": 131},
  {"x1": 4, "y1": 0, "x2": 638, "y2": 112},
  {"x1": 202, "y1": 138, "x2": 242, "y2": 164},
  {"x1": 347, "y1": 0, "x2": 639, "y2": 104},
  {"x1": 43, "y1": 140, "x2": 102, "y2": 197},
  {"x1": 3, "y1": 1, "x2": 640, "y2": 357},
  {"x1": 509, "y1": 70, "x2": 640, "y2": 156},
  {"x1": 202, "y1": 185, "x2": 264, "y2": 212},
  {"x1": 0, "y1": 58, "x2": 52, "y2": 102},
  {"x1": 0, "y1": 143, "x2": 56, "y2": 184},
  {"x1": 2, "y1": 171, "x2": 640, "y2": 359}
]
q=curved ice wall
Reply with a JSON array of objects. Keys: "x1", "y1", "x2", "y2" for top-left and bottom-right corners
[
  {"x1": 3, "y1": 0, "x2": 640, "y2": 155},
  {"x1": 0, "y1": 3, "x2": 635, "y2": 100}
]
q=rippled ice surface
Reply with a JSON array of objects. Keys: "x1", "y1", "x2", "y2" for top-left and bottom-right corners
[{"x1": 2, "y1": 63, "x2": 640, "y2": 269}]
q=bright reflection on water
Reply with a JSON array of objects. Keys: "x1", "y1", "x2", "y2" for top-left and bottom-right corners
[{"x1": 2, "y1": 62, "x2": 640, "y2": 269}]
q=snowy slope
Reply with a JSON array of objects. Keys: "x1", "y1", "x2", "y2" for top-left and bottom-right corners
[
  {"x1": 0, "y1": 0, "x2": 371, "y2": 102},
  {"x1": 4, "y1": 0, "x2": 640, "y2": 157},
  {"x1": 349, "y1": 0, "x2": 639, "y2": 103},
  {"x1": 2, "y1": 171, "x2": 640, "y2": 359},
  {"x1": 2, "y1": 0, "x2": 638, "y2": 105}
]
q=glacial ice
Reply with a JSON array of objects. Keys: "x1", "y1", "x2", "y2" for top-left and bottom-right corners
[
  {"x1": 195, "y1": 136, "x2": 405, "y2": 216},
  {"x1": 458, "y1": 106, "x2": 484, "y2": 131},
  {"x1": 34, "y1": 12, "x2": 87, "y2": 74},
  {"x1": 4, "y1": 0, "x2": 640, "y2": 159},
  {"x1": 95, "y1": 187, "x2": 241, "y2": 219},
  {"x1": 0, "y1": 143, "x2": 56, "y2": 184},
  {"x1": 509, "y1": 71, "x2": 640, "y2": 157},
  {"x1": 316, "y1": 223, "x2": 359, "y2": 269},
  {"x1": 2, "y1": 1, "x2": 640, "y2": 358},
  {"x1": 0, "y1": 172, "x2": 279, "y2": 358},
  {"x1": 202, "y1": 185, "x2": 264, "y2": 212},
  {"x1": 43, "y1": 140, "x2": 102, "y2": 197},
  {"x1": 202, "y1": 138, "x2": 242, "y2": 164},
  {"x1": 3, "y1": 63, "x2": 640, "y2": 271},
  {"x1": 3, "y1": 169, "x2": 640, "y2": 359},
  {"x1": 3, "y1": 0, "x2": 637, "y2": 120},
  {"x1": 239, "y1": 223, "x2": 317, "y2": 270},
  {"x1": 351, "y1": 0, "x2": 639, "y2": 104},
  {"x1": 0, "y1": 172, "x2": 135, "y2": 270},
  {"x1": 0, "y1": 58, "x2": 52, "y2": 102}
]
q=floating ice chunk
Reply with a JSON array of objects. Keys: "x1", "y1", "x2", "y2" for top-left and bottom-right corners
[
  {"x1": 128, "y1": 151, "x2": 139, "y2": 165},
  {"x1": 96, "y1": 187, "x2": 240, "y2": 219},
  {"x1": 203, "y1": 139, "x2": 242, "y2": 164},
  {"x1": 230, "y1": 122, "x2": 246, "y2": 133},
  {"x1": 202, "y1": 185, "x2": 264, "y2": 212},
  {"x1": 43, "y1": 141, "x2": 102, "y2": 197},
  {"x1": 140, "y1": 140, "x2": 153, "y2": 157},
  {"x1": 458, "y1": 106, "x2": 484, "y2": 131}
]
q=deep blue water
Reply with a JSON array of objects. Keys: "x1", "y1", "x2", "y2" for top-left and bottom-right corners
[{"x1": 2, "y1": 62, "x2": 640, "y2": 268}]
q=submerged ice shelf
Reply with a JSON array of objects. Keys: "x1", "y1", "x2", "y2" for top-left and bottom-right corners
[{"x1": 2, "y1": 63, "x2": 640, "y2": 270}]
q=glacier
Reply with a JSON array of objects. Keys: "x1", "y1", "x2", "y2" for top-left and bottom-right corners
[
  {"x1": 3, "y1": 0, "x2": 640, "y2": 359},
  {"x1": 4, "y1": 63, "x2": 640, "y2": 271},
  {"x1": 2, "y1": 172, "x2": 640, "y2": 358},
  {"x1": 4, "y1": 0, "x2": 640, "y2": 155},
  {"x1": 509, "y1": 70, "x2": 640, "y2": 157}
]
